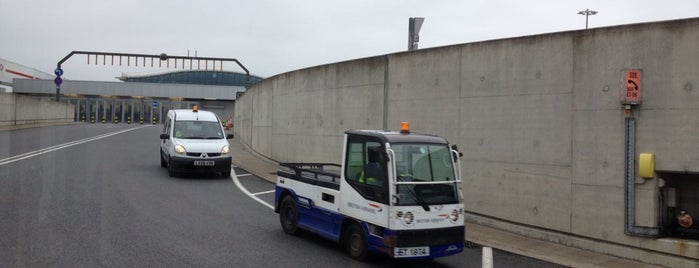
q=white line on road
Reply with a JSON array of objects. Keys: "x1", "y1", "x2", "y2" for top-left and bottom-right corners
[
  {"x1": 236, "y1": 173, "x2": 253, "y2": 177},
  {"x1": 482, "y1": 247, "x2": 493, "y2": 268},
  {"x1": 231, "y1": 168, "x2": 275, "y2": 210},
  {"x1": 0, "y1": 126, "x2": 152, "y2": 166},
  {"x1": 252, "y1": 190, "x2": 275, "y2": 196}
]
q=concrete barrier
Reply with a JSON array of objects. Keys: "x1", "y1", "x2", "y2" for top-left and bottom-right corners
[
  {"x1": 0, "y1": 92, "x2": 74, "y2": 126},
  {"x1": 235, "y1": 18, "x2": 699, "y2": 266}
]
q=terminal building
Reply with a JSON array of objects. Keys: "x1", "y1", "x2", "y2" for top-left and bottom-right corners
[
  {"x1": 0, "y1": 57, "x2": 53, "y2": 89},
  {"x1": 2, "y1": 57, "x2": 263, "y2": 124}
]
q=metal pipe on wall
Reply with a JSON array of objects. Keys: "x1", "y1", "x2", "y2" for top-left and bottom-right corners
[{"x1": 624, "y1": 116, "x2": 660, "y2": 237}]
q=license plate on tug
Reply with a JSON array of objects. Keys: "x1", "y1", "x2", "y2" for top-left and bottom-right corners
[
  {"x1": 194, "y1": 161, "x2": 215, "y2": 166},
  {"x1": 394, "y1": 246, "x2": 430, "y2": 258}
]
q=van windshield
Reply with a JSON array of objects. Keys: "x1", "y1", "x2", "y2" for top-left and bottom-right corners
[{"x1": 173, "y1": 120, "x2": 224, "y2": 139}]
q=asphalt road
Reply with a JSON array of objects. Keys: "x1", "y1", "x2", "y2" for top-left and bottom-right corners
[{"x1": 0, "y1": 124, "x2": 565, "y2": 267}]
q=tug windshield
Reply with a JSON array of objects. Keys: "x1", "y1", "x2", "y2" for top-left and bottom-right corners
[{"x1": 392, "y1": 143, "x2": 460, "y2": 206}]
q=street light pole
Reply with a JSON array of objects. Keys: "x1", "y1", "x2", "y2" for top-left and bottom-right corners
[{"x1": 577, "y1": 9, "x2": 598, "y2": 29}]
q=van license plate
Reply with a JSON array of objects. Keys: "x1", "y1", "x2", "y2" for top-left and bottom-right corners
[
  {"x1": 194, "y1": 161, "x2": 215, "y2": 166},
  {"x1": 394, "y1": 246, "x2": 429, "y2": 258}
]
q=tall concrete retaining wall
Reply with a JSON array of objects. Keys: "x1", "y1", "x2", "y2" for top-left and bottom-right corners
[
  {"x1": 235, "y1": 18, "x2": 699, "y2": 266},
  {"x1": 0, "y1": 93, "x2": 75, "y2": 126}
]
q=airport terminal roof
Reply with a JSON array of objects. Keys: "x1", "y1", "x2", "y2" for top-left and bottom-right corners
[{"x1": 118, "y1": 70, "x2": 263, "y2": 87}]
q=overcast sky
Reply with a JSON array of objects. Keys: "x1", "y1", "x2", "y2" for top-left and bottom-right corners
[{"x1": 1, "y1": 0, "x2": 697, "y2": 81}]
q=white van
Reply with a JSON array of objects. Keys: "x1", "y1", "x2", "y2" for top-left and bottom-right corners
[{"x1": 159, "y1": 106, "x2": 233, "y2": 178}]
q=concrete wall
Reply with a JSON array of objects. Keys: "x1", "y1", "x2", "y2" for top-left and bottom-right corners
[
  {"x1": 0, "y1": 92, "x2": 74, "y2": 126},
  {"x1": 235, "y1": 18, "x2": 699, "y2": 266},
  {"x1": 10, "y1": 80, "x2": 239, "y2": 125},
  {"x1": 13, "y1": 79, "x2": 245, "y2": 101}
]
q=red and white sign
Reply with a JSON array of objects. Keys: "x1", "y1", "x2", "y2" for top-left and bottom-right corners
[{"x1": 623, "y1": 69, "x2": 642, "y2": 104}]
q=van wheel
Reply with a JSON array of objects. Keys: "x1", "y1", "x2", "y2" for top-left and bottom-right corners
[
  {"x1": 345, "y1": 222, "x2": 368, "y2": 261},
  {"x1": 279, "y1": 195, "x2": 300, "y2": 235},
  {"x1": 160, "y1": 152, "x2": 167, "y2": 168},
  {"x1": 168, "y1": 157, "x2": 176, "y2": 177},
  {"x1": 222, "y1": 169, "x2": 231, "y2": 178}
]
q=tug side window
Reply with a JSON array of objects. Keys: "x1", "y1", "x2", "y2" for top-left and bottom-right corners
[{"x1": 344, "y1": 135, "x2": 388, "y2": 204}]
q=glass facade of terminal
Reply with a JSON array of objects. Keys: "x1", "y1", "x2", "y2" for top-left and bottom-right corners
[{"x1": 121, "y1": 70, "x2": 263, "y2": 87}]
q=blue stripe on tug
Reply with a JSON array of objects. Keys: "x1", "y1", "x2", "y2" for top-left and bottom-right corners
[
  {"x1": 275, "y1": 186, "x2": 345, "y2": 242},
  {"x1": 276, "y1": 186, "x2": 464, "y2": 259},
  {"x1": 369, "y1": 227, "x2": 465, "y2": 259}
]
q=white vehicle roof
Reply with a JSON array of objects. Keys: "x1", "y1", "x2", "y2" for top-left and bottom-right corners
[{"x1": 171, "y1": 108, "x2": 219, "y2": 122}]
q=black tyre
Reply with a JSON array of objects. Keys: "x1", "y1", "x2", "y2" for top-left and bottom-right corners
[
  {"x1": 160, "y1": 152, "x2": 167, "y2": 168},
  {"x1": 279, "y1": 195, "x2": 300, "y2": 235},
  {"x1": 168, "y1": 157, "x2": 176, "y2": 177},
  {"x1": 221, "y1": 169, "x2": 231, "y2": 178},
  {"x1": 345, "y1": 223, "x2": 368, "y2": 261}
]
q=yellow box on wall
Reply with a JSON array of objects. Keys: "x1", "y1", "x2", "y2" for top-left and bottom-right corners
[{"x1": 639, "y1": 153, "x2": 655, "y2": 178}]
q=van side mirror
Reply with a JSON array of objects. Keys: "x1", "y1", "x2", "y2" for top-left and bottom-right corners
[
  {"x1": 160, "y1": 133, "x2": 170, "y2": 140},
  {"x1": 226, "y1": 134, "x2": 234, "y2": 139}
]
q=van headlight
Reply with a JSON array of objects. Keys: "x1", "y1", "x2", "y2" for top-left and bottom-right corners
[
  {"x1": 175, "y1": 145, "x2": 186, "y2": 154},
  {"x1": 221, "y1": 145, "x2": 230, "y2": 154}
]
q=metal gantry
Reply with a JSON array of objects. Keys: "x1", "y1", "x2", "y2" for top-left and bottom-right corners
[{"x1": 54, "y1": 51, "x2": 250, "y2": 101}]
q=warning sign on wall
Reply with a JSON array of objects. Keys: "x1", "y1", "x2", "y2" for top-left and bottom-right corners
[{"x1": 623, "y1": 69, "x2": 642, "y2": 104}]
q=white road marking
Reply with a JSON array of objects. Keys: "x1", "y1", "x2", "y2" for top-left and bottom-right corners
[
  {"x1": 482, "y1": 247, "x2": 493, "y2": 268},
  {"x1": 0, "y1": 126, "x2": 151, "y2": 166},
  {"x1": 252, "y1": 190, "x2": 275, "y2": 196},
  {"x1": 236, "y1": 173, "x2": 253, "y2": 177},
  {"x1": 231, "y1": 167, "x2": 275, "y2": 210}
]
